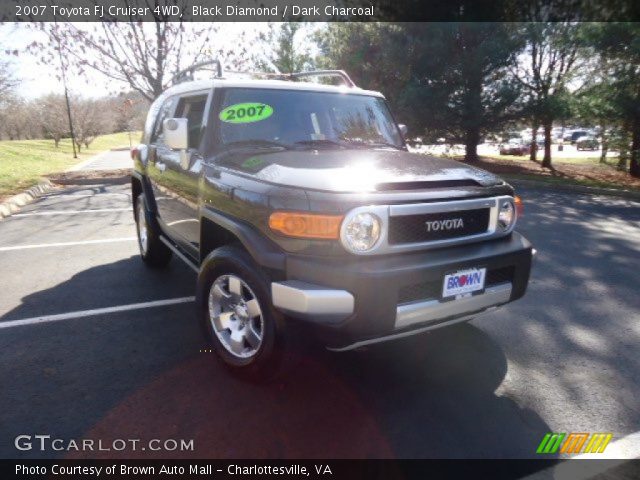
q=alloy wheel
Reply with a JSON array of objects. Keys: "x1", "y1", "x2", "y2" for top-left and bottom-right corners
[{"x1": 208, "y1": 274, "x2": 264, "y2": 359}]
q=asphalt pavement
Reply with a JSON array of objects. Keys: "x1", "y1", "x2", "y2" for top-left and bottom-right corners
[
  {"x1": 68, "y1": 148, "x2": 134, "y2": 171},
  {"x1": 0, "y1": 181, "x2": 638, "y2": 461}
]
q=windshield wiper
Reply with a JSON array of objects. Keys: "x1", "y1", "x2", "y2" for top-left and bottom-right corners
[
  {"x1": 342, "y1": 140, "x2": 402, "y2": 150},
  {"x1": 222, "y1": 139, "x2": 291, "y2": 151},
  {"x1": 293, "y1": 139, "x2": 346, "y2": 150}
]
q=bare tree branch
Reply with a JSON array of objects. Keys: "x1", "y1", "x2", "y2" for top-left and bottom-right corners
[{"x1": 28, "y1": 13, "x2": 251, "y2": 101}]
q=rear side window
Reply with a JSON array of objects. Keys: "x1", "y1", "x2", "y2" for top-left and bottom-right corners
[{"x1": 174, "y1": 94, "x2": 208, "y2": 149}]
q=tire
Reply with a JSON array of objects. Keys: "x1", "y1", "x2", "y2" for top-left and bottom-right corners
[
  {"x1": 134, "y1": 193, "x2": 172, "y2": 268},
  {"x1": 197, "y1": 245, "x2": 285, "y2": 380}
]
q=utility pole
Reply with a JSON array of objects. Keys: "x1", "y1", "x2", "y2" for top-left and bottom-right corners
[{"x1": 54, "y1": 20, "x2": 77, "y2": 159}]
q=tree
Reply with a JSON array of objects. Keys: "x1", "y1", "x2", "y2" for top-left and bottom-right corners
[
  {"x1": 512, "y1": 22, "x2": 582, "y2": 168},
  {"x1": 38, "y1": 94, "x2": 70, "y2": 147},
  {"x1": 110, "y1": 93, "x2": 149, "y2": 134},
  {"x1": 411, "y1": 23, "x2": 524, "y2": 162},
  {"x1": 319, "y1": 23, "x2": 524, "y2": 162},
  {"x1": 72, "y1": 98, "x2": 109, "y2": 151},
  {"x1": 0, "y1": 59, "x2": 17, "y2": 99},
  {"x1": 573, "y1": 79, "x2": 620, "y2": 163},
  {"x1": 256, "y1": 23, "x2": 316, "y2": 73},
  {"x1": 584, "y1": 23, "x2": 640, "y2": 178},
  {"x1": 29, "y1": 13, "x2": 251, "y2": 101},
  {"x1": 0, "y1": 97, "x2": 36, "y2": 140},
  {"x1": 317, "y1": 24, "x2": 406, "y2": 92}
]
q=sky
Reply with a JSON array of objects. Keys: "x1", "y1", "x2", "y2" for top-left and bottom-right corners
[
  {"x1": 0, "y1": 22, "x2": 288, "y2": 99},
  {"x1": 1, "y1": 23, "x2": 105, "y2": 98}
]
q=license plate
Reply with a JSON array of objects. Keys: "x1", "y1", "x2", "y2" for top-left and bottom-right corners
[{"x1": 442, "y1": 268, "x2": 486, "y2": 299}]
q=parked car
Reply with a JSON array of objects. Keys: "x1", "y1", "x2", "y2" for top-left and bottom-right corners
[
  {"x1": 499, "y1": 138, "x2": 529, "y2": 156},
  {"x1": 406, "y1": 137, "x2": 423, "y2": 149},
  {"x1": 564, "y1": 130, "x2": 591, "y2": 144},
  {"x1": 131, "y1": 61, "x2": 533, "y2": 379},
  {"x1": 576, "y1": 136, "x2": 600, "y2": 151}
]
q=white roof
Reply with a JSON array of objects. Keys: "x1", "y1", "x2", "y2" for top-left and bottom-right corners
[{"x1": 163, "y1": 77, "x2": 385, "y2": 98}]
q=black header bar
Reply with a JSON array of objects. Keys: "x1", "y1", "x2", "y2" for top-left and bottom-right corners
[{"x1": 3, "y1": 0, "x2": 640, "y2": 22}]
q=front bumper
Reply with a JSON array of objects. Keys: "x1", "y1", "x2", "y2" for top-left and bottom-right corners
[
  {"x1": 271, "y1": 280, "x2": 355, "y2": 323},
  {"x1": 272, "y1": 232, "x2": 533, "y2": 350}
]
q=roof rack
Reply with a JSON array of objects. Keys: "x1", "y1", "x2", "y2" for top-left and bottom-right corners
[
  {"x1": 288, "y1": 70, "x2": 356, "y2": 87},
  {"x1": 170, "y1": 59, "x2": 223, "y2": 85},
  {"x1": 224, "y1": 69, "x2": 356, "y2": 87},
  {"x1": 170, "y1": 59, "x2": 357, "y2": 88}
]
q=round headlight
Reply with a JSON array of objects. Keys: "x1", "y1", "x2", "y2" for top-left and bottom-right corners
[
  {"x1": 498, "y1": 201, "x2": 516, "y2": 231},
  {"x1": 341, "y1": 212, "x2": 381, "y2": 253}
]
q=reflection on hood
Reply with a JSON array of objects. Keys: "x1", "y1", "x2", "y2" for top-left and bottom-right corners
[{"x1": 213, "y1": 149, "x2": 503, "y2": 193}]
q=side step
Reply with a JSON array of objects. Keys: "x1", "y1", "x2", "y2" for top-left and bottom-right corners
[{"x1": 159, "y1": 236, "x2": 199, "y2": 273}]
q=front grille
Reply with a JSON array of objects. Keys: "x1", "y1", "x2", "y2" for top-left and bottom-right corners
[
  {"x1": 398, "y1": 266, "x2": 515, "y2": 304},
  {"x1": 388, "y1": 208, "x2": 490, "y2": 245},
  {"x1": 398, "y1": 281, "x2": 442, "y2": 304}
]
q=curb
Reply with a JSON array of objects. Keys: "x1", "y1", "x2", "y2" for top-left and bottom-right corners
[
  {"x1": 504, "y1": 176, "x2": 640, "y2": 201},
  {"x1": 50, "y1": 175, "x2": 130, "y2": 186},
  {"x1": 0, "y1": 180, "x2": 56, "y2": 219}
]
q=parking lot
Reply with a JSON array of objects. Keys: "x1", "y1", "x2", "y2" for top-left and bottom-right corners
[
  {"x1": 1, "y1": 178, "x2": 639, "y2": 460},
  {"x1": 410, "y1": 143, "x2": 618, "y2": 160}
]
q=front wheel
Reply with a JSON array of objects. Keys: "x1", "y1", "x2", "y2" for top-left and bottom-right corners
[{"x1": 198, "y1": 245, "x2": 285, "y2": 380}]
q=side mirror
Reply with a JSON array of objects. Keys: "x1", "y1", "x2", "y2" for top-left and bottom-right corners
[
  {"x1": 398, "y1": 124, "x2": 408, "y2": 138},
  {"x1": 163, "y1": 118, "x2": 188, "y2": 150}
]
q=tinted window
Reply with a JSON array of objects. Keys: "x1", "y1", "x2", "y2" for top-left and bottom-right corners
[
  {"x1": 175, "y1": 94, "x2": 208, "y2": 149},
  {"x1": 212, "y1": 88, "x2": 403, "y2": 151},
  {"x1": 151, "y1": 97, "x2": 176, "y2": 145}
]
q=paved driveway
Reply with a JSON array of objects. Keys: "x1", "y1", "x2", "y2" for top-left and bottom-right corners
[
  {"x1": 68, "y1": 148, "x2": 133, "y2": 171},
  {"x1": 0, "y1": 183, "x2": 638, "y2": 461}
]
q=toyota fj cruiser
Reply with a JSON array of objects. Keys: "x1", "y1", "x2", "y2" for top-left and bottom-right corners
[{"x1": 131, "y1": 61, "x2": 533, "y2": 378}]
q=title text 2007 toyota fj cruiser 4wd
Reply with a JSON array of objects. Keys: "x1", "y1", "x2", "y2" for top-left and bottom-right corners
[{"x1": 131, "y1": 61, "x2": 533, "y2": 378}]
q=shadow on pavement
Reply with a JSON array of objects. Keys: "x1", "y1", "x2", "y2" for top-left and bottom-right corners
[
  {"x1": 65, "y1": 322, "x2": 552, "y2": 459},
  {"x1": 0, "y1": 255, "x2": 195, "y2": 322},
  {"x1": 488, "y1": 189, "x2": 640, "y2": 435},
  {"x1": 2, "y1": 257, "x2": 552, "y2": 460}
]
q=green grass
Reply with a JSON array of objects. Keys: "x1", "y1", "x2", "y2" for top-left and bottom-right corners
[
  {"x1": 502, "y1": 173, "x2": 639, "y2": 192},
  {"x1": 482, "y1": 153, "x2": 611, "y2": 165},
  {"x1": 0, "y1": 132, "x2": 139, "y2": 198}
]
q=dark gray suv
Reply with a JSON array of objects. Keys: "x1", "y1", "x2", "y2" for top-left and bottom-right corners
[{"x1": 131, "y1": 66, "x2": 533, "y2": 379}]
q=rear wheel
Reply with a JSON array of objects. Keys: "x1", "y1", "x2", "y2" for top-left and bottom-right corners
[{"x1": 135, "y1": 193, "x2": 172, "y2": 268}]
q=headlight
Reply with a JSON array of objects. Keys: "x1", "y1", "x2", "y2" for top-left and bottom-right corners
[
  {"x1": 498, "y1": 200, "x2": 516, "y2": 231},
  {"x1": 341, "y1": 212, "x2": 381, "y2": 253}
]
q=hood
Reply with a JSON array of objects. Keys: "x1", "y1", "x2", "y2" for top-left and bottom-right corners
[{"x1": 214, "y1": 148, "x2": 504, "y2": 193}]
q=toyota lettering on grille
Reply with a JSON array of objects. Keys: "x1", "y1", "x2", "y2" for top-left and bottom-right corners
[{"x1": 425, "y1": 218, "x2": 464, "y2": 232}]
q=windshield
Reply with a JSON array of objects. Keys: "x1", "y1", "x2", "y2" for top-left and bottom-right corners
[{"x1": 212, "y1": 88, "x2": 404, "y2": 152}]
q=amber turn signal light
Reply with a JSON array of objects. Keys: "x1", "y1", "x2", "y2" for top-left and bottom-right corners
[
  {"x1": 268, "y1": 212, "x2": 343, "y2": 239},
  {"x1": 515, "y1": 195, "x2": 524, "y2": 218}
]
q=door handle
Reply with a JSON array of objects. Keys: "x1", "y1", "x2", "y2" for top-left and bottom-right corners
[{"x1": 157, "y1": 162, "x2": 166, "y2": 172}]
